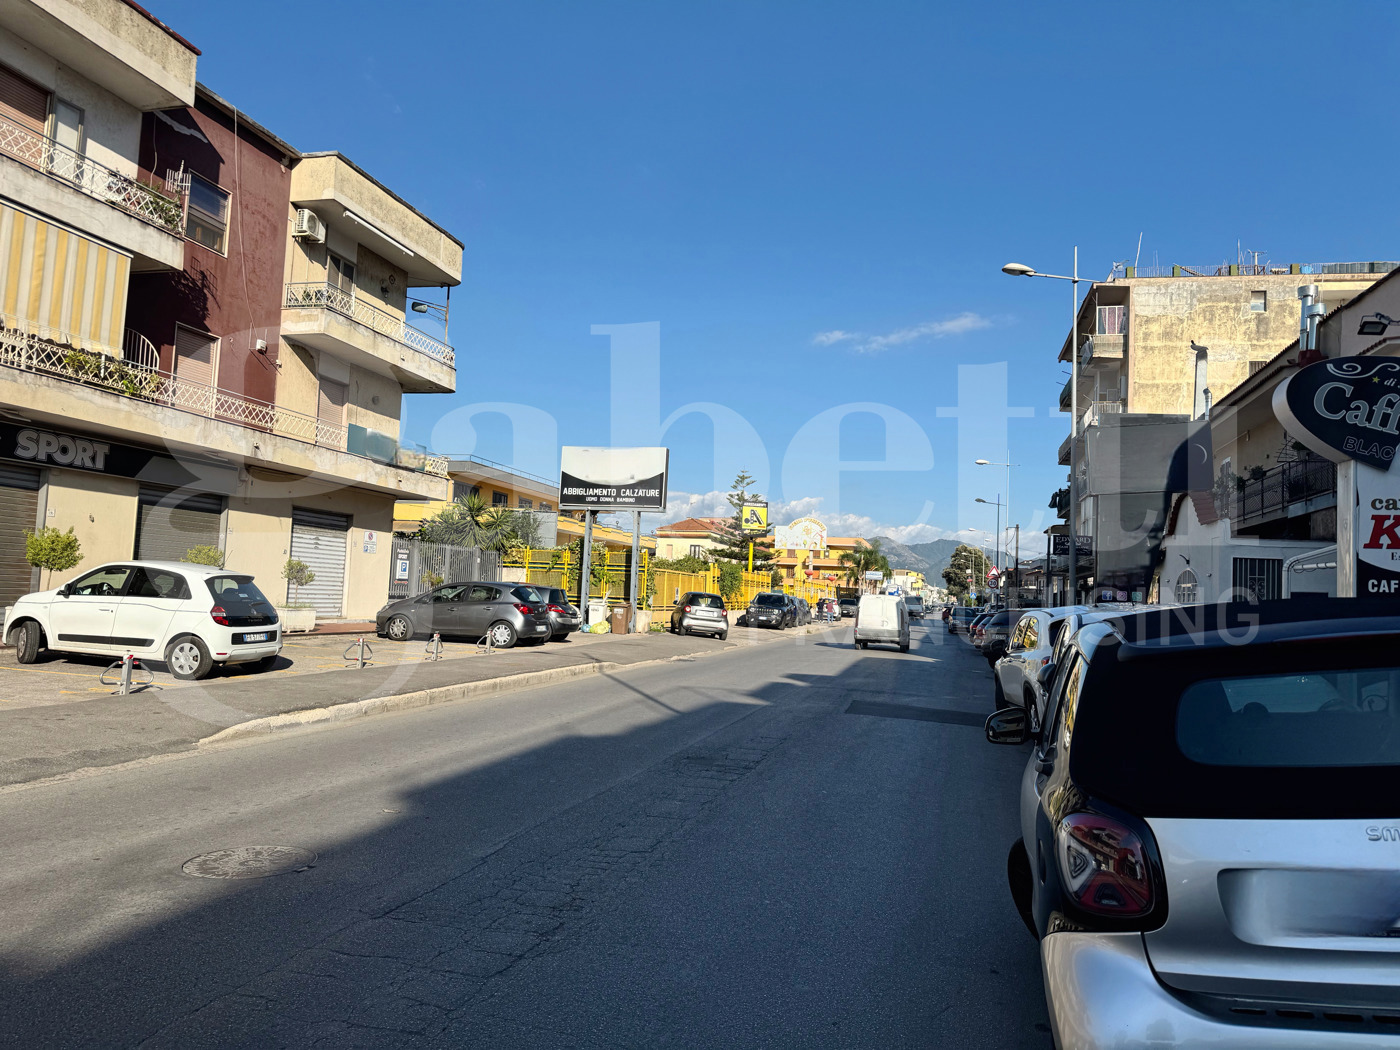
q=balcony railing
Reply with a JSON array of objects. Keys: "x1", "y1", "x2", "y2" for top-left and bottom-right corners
[
  {"x1": 1226, "y1": 458, "x2": 1337, "y2": 525},
  {"x1": 0, "y1": 115, "x2": 185, "y2": 235},
  {"x1": 283, "y1": 282, "x2": 455, "y2": 366},
  {"x1": 1082, "y1": 399, "x2": 1123, "y2": 429}
]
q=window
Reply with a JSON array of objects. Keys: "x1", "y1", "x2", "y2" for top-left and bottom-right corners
[
  {"x1": 1250, "y1": 290, "x2": 1267, "y2": 312},
  {"x1": 1232, "y1": 557, "x2": 1282, "y2": 602},
  {"x1": 518, "y1": 497, "x2": 533, "y2": 510},
  {"x1": 317, "y1": 376, "x2": 348, "y2": 427},
  {"x1": 186, "y1": 173, "x2": 230, "y2": 253},
  {"x1": 1174, "y1": 568, "x2": 1199, "y2": 604},
  {"x1": 68, "y1": 565, "x2": 131, "y2": 597},
  {"x1": 467, "y1": 585, "x2": 497, "y2": 603},
  {"x1": 492, "y1": 491, "x2": 508, "y2": 506},
  {"x1": 539, "y1": 502, "x2": 552, "y2": 512},
  {"x1": 1177, "y1": 670, "x2": 1400, "y2": 768},
  {"x1": 328, "y1": 253, "x2": 355, "y2": 295},
  {"x1": 1022, "y1": 618, "x2": 1039, "y2": 650},
  {"x1": 0, "y1": 63, "x2": 48, "y2": 136},
  {"x1": 51, "y1": 99, "x2": 83, "y2": 156},
  {"x1": 431, "y1": 585, "x2": 469, "y2": 604},
  {"x1": 174, "y1": 325, "x2": 218, "y2": 387},
  {"x1": 126, "y1": 567, "x2": 189, "y2": 600},
  {"x1": 690, "y1": 544, "x2": 705, "y2": 558}
]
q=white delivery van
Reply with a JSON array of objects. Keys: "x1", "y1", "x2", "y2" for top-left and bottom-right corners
[{"x1": 855, "y1": 593, "x2": 909, "y2": 652}]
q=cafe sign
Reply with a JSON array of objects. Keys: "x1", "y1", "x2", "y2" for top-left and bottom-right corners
[{"x1": 1274, "y1": 357, "x2": 1400, "y2": 470}]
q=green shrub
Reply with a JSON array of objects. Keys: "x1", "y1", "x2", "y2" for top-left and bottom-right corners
[
  {"x1": 183, "y1": 545, "x2": 226, "y2": 568},
  {"x1": 24, "y1": 526, "x2": 82, "y2": 589}
]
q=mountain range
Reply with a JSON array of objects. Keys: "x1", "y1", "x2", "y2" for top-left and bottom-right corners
[{"x1": 868, "y1": 536, "x2": 964, "y2": 584}]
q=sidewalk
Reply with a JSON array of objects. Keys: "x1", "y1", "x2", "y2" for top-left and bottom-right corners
[{"x1": 0, "y1": 621, "x2": 848, "y2": 789}]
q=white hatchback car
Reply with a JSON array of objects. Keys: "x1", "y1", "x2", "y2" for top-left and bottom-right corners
[{"x1": 3, "y1": 561, "x2": 282, "y2": 680}]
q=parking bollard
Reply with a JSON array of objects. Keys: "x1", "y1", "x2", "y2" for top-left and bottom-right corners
[
  {"x1": 476, "y1": 629, "x2": 496, "y2": 655},
  {"x1": 343, "y1": 636, "x2": 373, "y2": 668},
  {"x1": 100, "y1": 653, "x2": 154, "y2": 695},
  {"x1": 424, "y1": 632, "x2": 444, "y2": 662}
]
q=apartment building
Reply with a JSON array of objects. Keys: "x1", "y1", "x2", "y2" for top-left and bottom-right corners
[
  {"x1": 655, "y1": 517, "x2": 729, "y2": 560},
  {"x1": 1048, "y1": 258, "x2": 1392, "y2": 600},
  {"x1": 0, "y1": 0, "x2": 461, "y2": 618},
  {"x1": 394, "y1": 456, "x2": 560, "y2": 546}
]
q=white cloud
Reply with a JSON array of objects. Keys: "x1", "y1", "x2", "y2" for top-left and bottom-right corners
[{"x1": 812, "y1": 312, "x2": 992, "y2": 354}]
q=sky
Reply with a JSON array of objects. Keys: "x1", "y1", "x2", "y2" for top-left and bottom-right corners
[{"x1": 156, "y1": 0, "x2": 1400, "y2": 548}]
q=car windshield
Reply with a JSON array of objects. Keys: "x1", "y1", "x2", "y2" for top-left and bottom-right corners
[
  {"x1": 205, "y1": 575, "x2": 273, "y2": 612},
  {"x1": 752, "y1": 594, "x2": 786, "y2": 607},
  {"x1": 1178, "y1": 669, "x2": 1400, "y2": 768}
]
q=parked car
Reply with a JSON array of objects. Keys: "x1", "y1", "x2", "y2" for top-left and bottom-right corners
[
  {"x1": 905, "y1": 595, "x2": 925, "y2": 619},
  {"x1": 979, "y1": 607, "x2": 1041, "y2": 664},
  {"x1": 376, "y1": 581, "x2": 551, "y2": 648},
  {"x1": 985, "y1": 599, "x2": 1400, "y2": 1049},
  {"x1": 747, "y1": 592, "x2": 794, "y2": 629},
  {"x1": 794, "y1": 597, "x2": 811, "y2": 626},
  {"x1": 839, "y1": 597, "x2": 858, "y2": 618},
  {"x1": 946, "y1": 606, "x2": 978, "y2": 634},
  {"x1": 992, "y1": 606, "x2": 1089, "y2": 730},
  {"x1": 670, "y1": 591, "x2": 728, "y2": 639},
  {"x1": 3, "y1": 561, "x2": 282, "y2": 681},
  {"x1": 969, "y1": 612, "x2": 993, "y2": 648},
  {"x1": 543, "y1": 587, "x2": 581, "y2": 641},
  {"x1": 854, "y1": 593, "x2": 909, "y2": 652}
]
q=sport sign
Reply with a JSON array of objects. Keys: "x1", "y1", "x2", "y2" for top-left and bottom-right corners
[{"x1": 1274, "y1": 357, "x2": 1400, "y2": 470}]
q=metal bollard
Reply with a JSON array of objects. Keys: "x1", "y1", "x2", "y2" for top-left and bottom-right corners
[
  {"x1": 476, "y1": 628, "x2": 496, "y2": 655},
  {"x1": 100, "y1": 653, "x2": 154, "y2": 695},
  {"x1": 343, "y1": 636, "x2": 373, "y2": 668},
  {"x1": 424, "y1": 632, "x2": 444, "y2": 662}
]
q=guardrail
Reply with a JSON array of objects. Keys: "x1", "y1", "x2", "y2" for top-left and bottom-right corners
[
  {"x1": 0, "y1": 115, "x2": 185, "y2": 235},
  {"x1": 283, "y1": 282, "x2": 455, "y2": 366}
]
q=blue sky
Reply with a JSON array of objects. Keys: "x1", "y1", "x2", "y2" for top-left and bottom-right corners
[{"x1": 161, "y1": 0, "x2": 1400, "y2": 545}]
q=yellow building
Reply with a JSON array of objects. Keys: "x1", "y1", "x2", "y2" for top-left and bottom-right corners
[{"x1": 654, "y1": 517, "x2": 730, "y2": 560}]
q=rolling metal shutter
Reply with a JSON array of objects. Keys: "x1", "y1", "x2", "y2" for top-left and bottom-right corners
[
  {"x1": 290, "y1": 508, "x2": 350, "y2": 616},
  {"x1": 174, "y1": 325, "x2": 216, "y2": 386},
  {"x1": 135, "y1": 485, "x2": 224, "y2": 562},
  {"x1": 0, "y1": 464, "x2": 40, "y2": 608},
  {"x1": 0, "y1": 64, "x2": 48, "y2": 136}
]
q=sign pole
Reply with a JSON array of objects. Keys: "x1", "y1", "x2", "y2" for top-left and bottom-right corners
[
  {"x1": 1338, "y1": 460, "x2": 1356, "y2": 598},
  {"x1": 580, "y1": 512, "x2": 594, "y2": 624},
  {"x1": 629, "y1": 510, "x2": 641, "y2": 631},
  {"x1": 748, "y1": 540, "x2": 753, "y2": 573}
]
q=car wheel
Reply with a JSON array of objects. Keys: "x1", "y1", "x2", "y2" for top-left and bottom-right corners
[
  {"x1": 487, "y1": 620, "x2": 517, "y2": 649},
  {"x1": 385, "y1": 615, "x2": 414, "y2": 642},
  {"x1": 549, "y1": 633, "x2": 570, "y2": 643},
  {"x1": 166, "y1": 636, "x2": 214, "y2": 681},
  {"x1": 719, "y1": 630, "x2": 728, "y2": 641},
  {"x1": 13, "y1": 621, "x2": 42, "y2": 663},
  {"x1": 900, "y1": 642, "x2": 910, "y2": 653},
  {"x1": 1008, "y1": 840, "x2": 1038, "y2": 940}
]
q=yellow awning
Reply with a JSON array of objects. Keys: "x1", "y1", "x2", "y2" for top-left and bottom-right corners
[{"x1": 0, "y1": 199, "x2": 130, "y2": 353}]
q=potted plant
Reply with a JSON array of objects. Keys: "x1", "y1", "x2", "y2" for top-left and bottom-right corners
[{"x1": 277, "y1": 558, "x2": 317, "y2": 633}]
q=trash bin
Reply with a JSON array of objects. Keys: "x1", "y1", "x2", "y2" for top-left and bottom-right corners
[
  {"x1": 586, "y1": 599, "x2": 608, "y2": 627},
  {"x1": 609, "y1": 604, "x2": 631, "y2": 634}
]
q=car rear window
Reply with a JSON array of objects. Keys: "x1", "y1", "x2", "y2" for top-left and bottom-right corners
[
  {"x1": 512, "y1": 586, "x2": 543, "y2": 603},
  {"x1": 753, "y1": 594, "x2": 786, "y2": 607},
  {"x1": 547, "y1": 588, "x2": 568, "y2": 604},
  {"x1": 205, "y1": 575, "x2": 272, "y2": 611},
  {"x1": 1178, "y1": 670, "x2": 1400, "y2": 768},
  {"x1": 688, "y1": 594, "x2": 724, "y2": 609}
]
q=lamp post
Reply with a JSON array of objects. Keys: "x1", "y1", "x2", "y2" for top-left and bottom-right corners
[
  {"x1": 974, "y1": 496, "x2": 1004, "y2": 580},
  {"x1": 1002, "y1": 251, "x2": 1087, "y2": 598},
  {"x1": 975, "y1": 458, "x2": 1017, "y2": 580},
  {"x1": 409, "y1": 290, "x2": 451, "y2": 344}
]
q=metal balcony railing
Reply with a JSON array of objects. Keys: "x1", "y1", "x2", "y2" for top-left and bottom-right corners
[
  {"x1": 283, "y1": 282, "x2": 455, "y2": 366},
  {"x1": 1226, "y1": 458, "x2": 1338, "y2": 525},
  {"x1": 0, "y1": 115, "x2": 185, "y2": 235}
]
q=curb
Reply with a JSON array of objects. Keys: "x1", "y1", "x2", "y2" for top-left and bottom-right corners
[{"x1": 197, "y1": 621, "x2": 847, "y2": 748}]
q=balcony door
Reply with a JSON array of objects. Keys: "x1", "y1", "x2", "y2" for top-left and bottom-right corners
[
  {"x1": 174, "y1": 325, "x2": 218, "y2": 389},
  {"x1": 328, "y1": 253, "x2": 355, "y2": 310}
]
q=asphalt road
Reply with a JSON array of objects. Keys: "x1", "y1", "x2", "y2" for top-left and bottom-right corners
[{"x1": 0, "y1": 619, "x2": 1051, "y2": 1048}]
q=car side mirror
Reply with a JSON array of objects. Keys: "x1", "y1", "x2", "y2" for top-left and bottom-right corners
[
  {"x1": 57, "y1": 584, "x2": 70, "y2": 598},
  {"x1": 985, "y1": 707, "x2": 1029, "y2": 745},
  {"x1": 1037, "y1": 663, "x2": 1056, "y2": 689}
]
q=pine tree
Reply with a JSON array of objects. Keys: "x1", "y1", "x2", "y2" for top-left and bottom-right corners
[
  {"x1": 941, "y1": 543, "x2": 993, "y2": 602},
  {"x1": 707, "y1": 470, "x2": 777, "y2": 571}
]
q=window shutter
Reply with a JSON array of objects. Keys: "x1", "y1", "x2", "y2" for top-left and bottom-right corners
[
  {"x1": 174, "y1": 326, "x2": 216, "y2": 386},
  {"x1": 0, "y1": 65, "x2": 48, "y2": 135},
  {"x1": 317, "y1": 377, "x2": 348, "y2": 423}
]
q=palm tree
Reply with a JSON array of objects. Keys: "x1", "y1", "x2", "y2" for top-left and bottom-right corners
[
  {"x1": 420, "y1": 492, "x2": 525, "y2": 552},
  {"x1": 839, "y1": 539, "x2": 892, "y2": 593}
]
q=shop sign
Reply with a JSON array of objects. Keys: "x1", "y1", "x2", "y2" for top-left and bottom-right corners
[
  {"x1": 1357, "y1": 463, "x2": 1400, "y2": 595},
  {"x1": 1050, "y1": 534, "x2": 1094, "y2": 556},
  {"x1": 741, "y1": 502, "x2": 769, "y2": 533},
  {"x1": 559, "y1": 446, "x2": 669, "y2": 511},
  {"x1": 1275, "y1": 357, "x2": 1400, "y2": 470},
  {"x1": 1, "y1": 421, "x2": 169, "y2": 479}
]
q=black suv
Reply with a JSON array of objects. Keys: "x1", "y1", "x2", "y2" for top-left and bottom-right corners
[{"x1": 746, "y1": 592, "x2": 794, "y2": 629}]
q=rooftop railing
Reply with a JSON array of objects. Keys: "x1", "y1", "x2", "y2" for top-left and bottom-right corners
[
  {"x1": 284, "y1": 282, "x2": 455, "y2": 366},
  {"x1": 1109, "y1": 261, "x2": 1398, "y2": 280},
  {"x1": 0, "y1": 115, "x2": 185, "y2": 235}
]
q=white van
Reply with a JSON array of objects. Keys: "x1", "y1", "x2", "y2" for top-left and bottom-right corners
[{"x1": 855, "y1": 593, "x2": 909, "y2": 652}]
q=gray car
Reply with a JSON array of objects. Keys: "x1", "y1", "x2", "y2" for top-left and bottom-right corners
[
  {"x1": 670, "y1": 591, "x2": 729, "y2": 639},
  {"x1": 542, "y1": 586, "x2": 581, "y2": 641},
  {"x1": 376, "y1": 581, "x2": 552, "y2": 648},
  {"x1": 986, "y1": 599, "x2": 1400, "y2": 1048}
]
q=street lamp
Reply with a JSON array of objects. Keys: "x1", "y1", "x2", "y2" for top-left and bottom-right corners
[
  {"x1": 1002, "y1": 249, "x2": 1087, "y2": 599},
  {"x1": 409, "y1": 294, "x2": 451, "y2": 343},
  {"x1": 974, "y1": 496, "x2": 1004, "y2": 579},
  {"x1": 975, "y1": 458, "x2": 1017, "y2": 578}
]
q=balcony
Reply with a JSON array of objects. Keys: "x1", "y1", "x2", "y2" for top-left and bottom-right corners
[
  {"x1": 1225, "y1": 458, "x2": 1337, "y2": 529},
  {"x1": 282, "y1": 282, "x2": 456, "y2": 394},
  {"x1": 1082, "y1": 399, "x2": 1123, "y2": 430},
  {"x1": 0, "y1": 322, "x2": 450, "y2": 499},
  {"x1": 0, "y1": 115, "x2": 185, "y2": 269},
  {"x1": 1079, "y1": 332, "x2": 1125, "y2": 368}
]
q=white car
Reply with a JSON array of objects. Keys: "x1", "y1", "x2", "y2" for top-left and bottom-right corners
[
  {"x1": 3, "y1": 561, "x2": 282, "y2": 680},
  {"x1": 854, "y1": 593, "x2": 909, "y2": 652}
]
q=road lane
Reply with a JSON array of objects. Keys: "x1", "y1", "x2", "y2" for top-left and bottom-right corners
[{"x1": 0, "y1": 621, "x2": 1050, "y2": 1047}]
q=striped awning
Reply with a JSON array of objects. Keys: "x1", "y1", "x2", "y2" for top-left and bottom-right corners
[{"x1": 0, "y1": 199, "x2": 130, "y2": 354}]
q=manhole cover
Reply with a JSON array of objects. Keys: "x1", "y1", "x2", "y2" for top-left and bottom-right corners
[{"x1": 181, "y1": 846, "x2": 317, "y2": 879}]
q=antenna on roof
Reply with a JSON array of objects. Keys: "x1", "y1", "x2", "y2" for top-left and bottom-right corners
[{"x1": 1134, "y1": 232, "x2": 1143, "y2": 269}]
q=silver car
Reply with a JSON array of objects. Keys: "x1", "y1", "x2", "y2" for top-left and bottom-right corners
[
  {"x1": 670, "y1": 591, "x2": 729, "y2": 639},
  {"x1": 376, "y1": 581, "x2": 552, "y2": 648},
  {"x1": 986, "y1": 600, "x2": 1400, "y2": 1049}
]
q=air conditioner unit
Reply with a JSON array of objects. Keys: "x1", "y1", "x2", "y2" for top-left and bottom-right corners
[{"x1": 293, "y1": 208, "x2": 326, "y2": 243}]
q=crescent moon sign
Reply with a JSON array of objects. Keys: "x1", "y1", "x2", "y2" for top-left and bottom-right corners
[{"x1": 1192, "y1": 443, "x2": 1209, "y2": 464}]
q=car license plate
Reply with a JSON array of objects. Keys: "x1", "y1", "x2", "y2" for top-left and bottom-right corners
[
  {"x1": 536, "y1": 625, "x2": 549, "y2": 633},
  {"x1": 242, "y1": 632, "x2": 268, "y2": 643}
]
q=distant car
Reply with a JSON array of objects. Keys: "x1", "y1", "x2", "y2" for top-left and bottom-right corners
[
  {"x1": 905, "y1": 596, "x2": 925, "y2": 619},
  {"x1": 3, "y1": 561, "x2": 282, "y2": 681},
  {"x1": 747, "y1": 592, "x2": 794, "y2": 629},
  {"x1": 980, "y1": 607, "x2": 1041, "y2": 664},
  {"x1": 985, "y1": 599, "x2": 1400, "y2": 1049},
  {"x1": 838, "y1": 597, "x2": 858, "y2": 618},
  {"x1": 854, "y1": 594, "x2": 909, "y2": 652},
  {"x1": 670, "y1": 591, "x2": 729, "y2": 639},
  {"x1": 377, "y1": 581, "x2": 551, "y2": 648},
  {"x1": 969, "y1": 612, "x2": 994, "y2": 648},
  {"x1": 543, "y1": 587, "x2": 581, "y2": 641},
  {"x1": 947, "y1": 606, "x2": 978, "y2": 634}
]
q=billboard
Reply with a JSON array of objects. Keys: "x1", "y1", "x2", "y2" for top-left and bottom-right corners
[
  {"x1": 775, "y1": 516, "x2": 828, "y2": 551},
  {"x1": 741, "y1": 502, "x2": 769, "y2": 532},
  {"x1": 559, "y1": 446, "x2": 669, "y2": 511}
]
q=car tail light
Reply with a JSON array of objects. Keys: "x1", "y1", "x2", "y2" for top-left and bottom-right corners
[
  {"x1": 514, "y1": 603, "x2": 532, "y2": 615},
  {"x1": 548, "y1": 604, "x2": 566, "y2": 614},
  {"x1": 683, "y1": 605, "x2": 691, "y2": 614},
  {"x1": 1055, "y1": 811, "x2": 1159, "y2": 919},
  {"x1": 210, "y1": 606, "x2": 230, "y2": 626}
]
